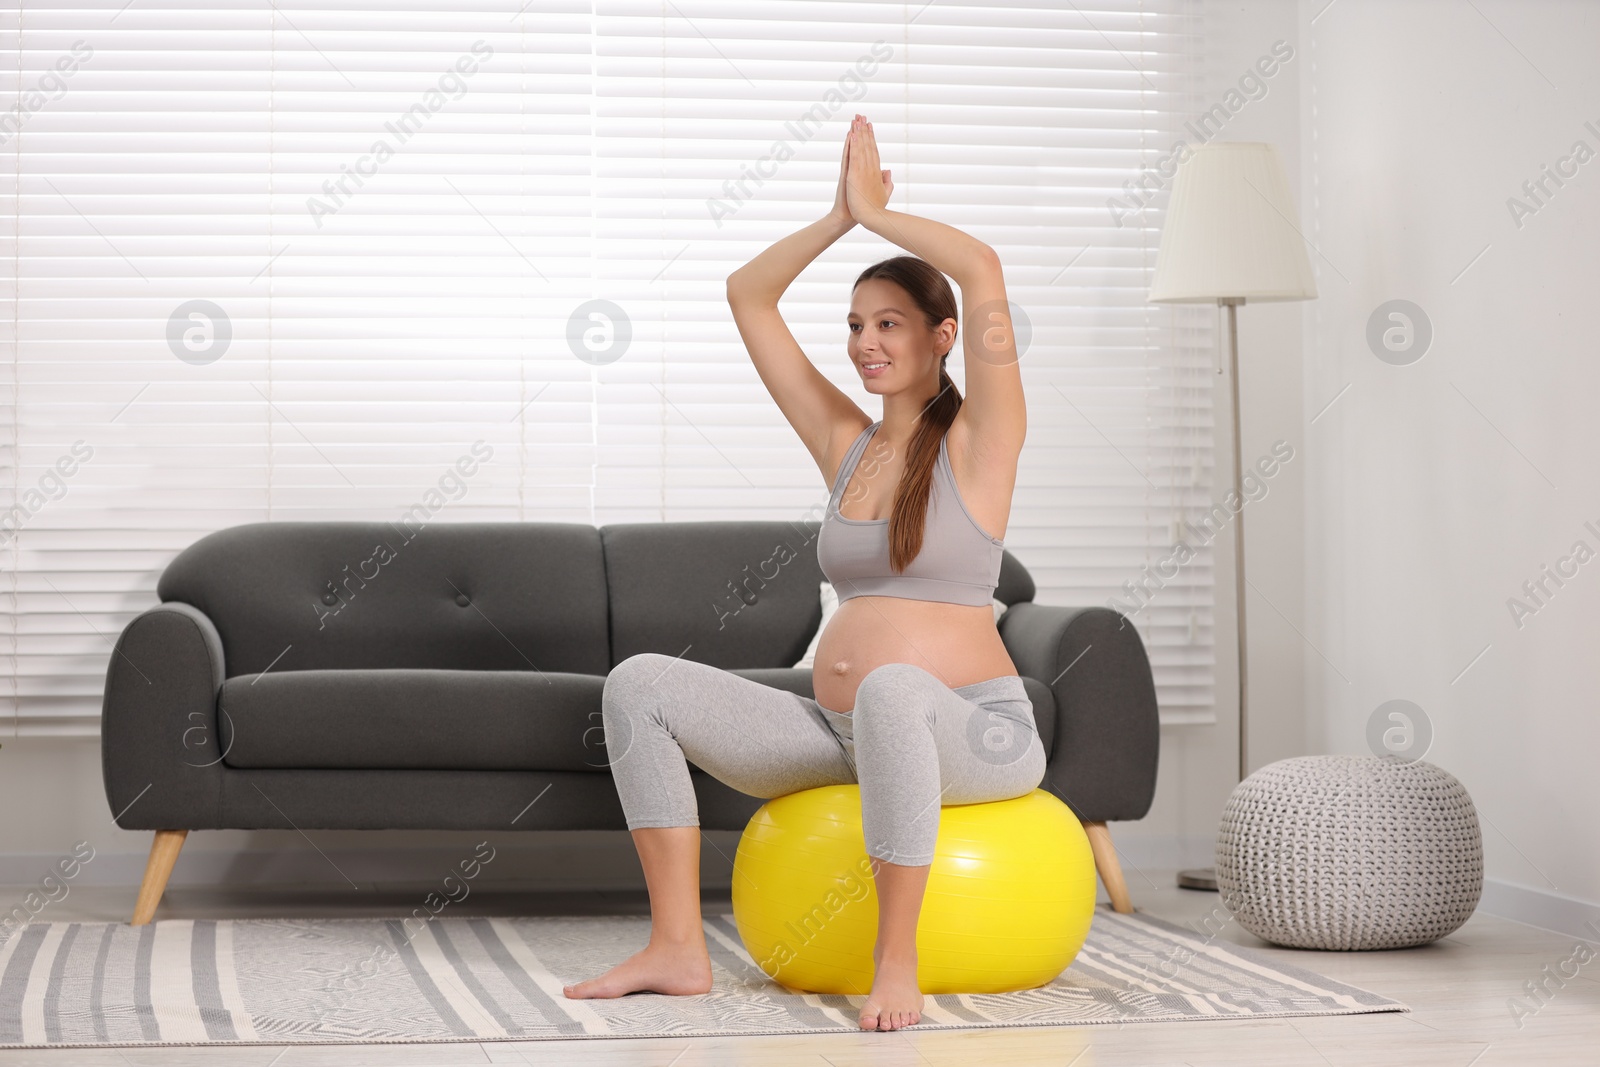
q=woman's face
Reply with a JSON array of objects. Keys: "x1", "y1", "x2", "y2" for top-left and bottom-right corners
[{"x1": 847, "y1": 278, "x2": 955, "y2": 391}]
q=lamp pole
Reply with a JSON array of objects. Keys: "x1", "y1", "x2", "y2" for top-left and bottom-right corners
[{"x1": 1223, "y1": 296, "x2": 1248, "y2": 784}]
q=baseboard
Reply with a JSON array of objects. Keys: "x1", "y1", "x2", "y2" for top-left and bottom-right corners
[{"x1": 1478, "y1": 878, "x2": 1600, "y2": 941}]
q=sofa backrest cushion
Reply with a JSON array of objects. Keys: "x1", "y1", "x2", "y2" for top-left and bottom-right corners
[
  {"x1": 602, "y1": 520, "x2": 826, "y2": 670},
  {"x1": 158, "y1": 521, "x2": 612, "y2": 677}
]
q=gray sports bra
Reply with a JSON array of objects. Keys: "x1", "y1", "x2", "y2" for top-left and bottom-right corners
[{"x1": 816, "y1": 420, "x2": 1005, "y2": 607}]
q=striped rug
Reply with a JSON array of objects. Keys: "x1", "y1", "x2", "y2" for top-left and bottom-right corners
[{"x1": 0, "y1": 907, "x2": 1405, "y2": 1047}]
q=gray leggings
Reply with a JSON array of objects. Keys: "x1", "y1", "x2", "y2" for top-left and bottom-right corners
[{"x1": 600, "y1": 653, "x2": 1047, "y2": 866}]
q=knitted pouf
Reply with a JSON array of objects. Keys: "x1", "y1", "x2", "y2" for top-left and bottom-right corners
[{"x1": 1214, "y1": 755, "x2": 1483, "y2": 950}]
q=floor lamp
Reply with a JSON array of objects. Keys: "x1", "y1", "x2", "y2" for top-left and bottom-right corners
[{"x1": 1147, "y1": 142, "x2": 1318, "y2": 892}]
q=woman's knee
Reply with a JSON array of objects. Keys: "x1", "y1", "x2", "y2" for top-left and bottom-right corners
[
  {"x1": 853, "y1": 662, "x2": 938, "y2": 723},
  {"x1": 603, "y1": 652, "x2": 682, "y2": 708},
  {"x1": 601, "y1": 652, "x2": 677, "y2": 732}
]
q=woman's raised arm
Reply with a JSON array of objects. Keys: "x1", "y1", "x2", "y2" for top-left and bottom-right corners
[{"x1": 725, "y1": 128, "x2": 871, "y2": 476}]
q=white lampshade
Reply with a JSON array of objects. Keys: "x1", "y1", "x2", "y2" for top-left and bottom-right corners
[{"x1": 1149, "y1": 141, "x2": 1317, "y2": 304}]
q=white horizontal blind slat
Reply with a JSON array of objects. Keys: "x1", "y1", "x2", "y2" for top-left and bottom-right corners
[{"x1": 1, "y1": 0, "x2": 1215, "y2": 735}]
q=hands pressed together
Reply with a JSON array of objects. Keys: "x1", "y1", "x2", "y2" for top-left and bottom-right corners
[{"x1": 831, "y1": 113, "x2": 893, "y2": 226}]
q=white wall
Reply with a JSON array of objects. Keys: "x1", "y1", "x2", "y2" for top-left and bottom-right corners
[{"x1": 1296, "y1": 0, "x2": 1600, "y2": 931}]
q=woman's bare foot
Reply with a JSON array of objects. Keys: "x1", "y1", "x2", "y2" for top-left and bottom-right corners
[
  {"x1": 858, "y1": 947, "x2": 924, "y2": 1030},
  {"x1": 562, "y1": 938, "x2": 713, "y2": 999}
]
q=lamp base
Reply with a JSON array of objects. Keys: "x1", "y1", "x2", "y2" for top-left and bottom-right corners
[{"x1": 1176, "y1": 867, "x2": 1218, "y2": 891}]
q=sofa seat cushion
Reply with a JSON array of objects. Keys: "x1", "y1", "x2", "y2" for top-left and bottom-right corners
[{"x1": 219, "y1": 669, "x2": 611, "y2": 772}]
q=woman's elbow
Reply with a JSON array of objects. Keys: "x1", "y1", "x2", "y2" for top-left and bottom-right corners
[
  {"x1": 726, "y1": 267, "x2": 755, "y2": 295},
  {"x1": 726, "y1": 273, "x2": 771, "y2": 308}
]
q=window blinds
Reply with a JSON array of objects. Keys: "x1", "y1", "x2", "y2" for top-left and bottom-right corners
[{"x1": 0, "y1": 0, "x2": 1215, "y2": 736}]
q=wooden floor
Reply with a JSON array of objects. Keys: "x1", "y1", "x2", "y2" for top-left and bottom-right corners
[{"x1": 3, "y1": 869, "x2": 1595, "y2": 1065}]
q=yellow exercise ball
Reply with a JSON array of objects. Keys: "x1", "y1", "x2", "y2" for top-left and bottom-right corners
[{"x1": 731, "y1": 784, "x2": 1097, "y2": 995}]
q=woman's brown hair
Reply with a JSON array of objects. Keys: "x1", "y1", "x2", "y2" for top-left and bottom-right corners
[{"x1": 851, "y1": 255, "x2": 962, "y2": 573}]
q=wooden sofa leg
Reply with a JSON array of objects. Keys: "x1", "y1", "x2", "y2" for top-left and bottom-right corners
[
  {"x1": 1083, "y1": 821, "x2": 1134, "y2": 914},
  {"x1": 132, "y1": 830, "x2": 188, "y2": 926}
]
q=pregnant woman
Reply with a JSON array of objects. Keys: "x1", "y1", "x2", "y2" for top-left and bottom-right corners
[{"x1": 563, "y1": 114, "x2": 1036, "y2": 1032}]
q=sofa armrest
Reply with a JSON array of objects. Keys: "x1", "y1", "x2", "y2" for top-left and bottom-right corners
[
  {"x1": 100, "y1": 602, "x2": 227, "y2": 830},
  {"x1": 1000, "y1": 603, "x2": 1159, "y2": 823}
]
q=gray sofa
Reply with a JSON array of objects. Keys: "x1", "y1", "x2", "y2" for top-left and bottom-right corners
[{"x1": 101, "y1": 519, "x2": 1160, "y2": 924}]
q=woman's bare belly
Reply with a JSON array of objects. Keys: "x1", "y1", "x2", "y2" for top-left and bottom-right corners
[{"x1": 812, "y1": 595, "x2": 1019, "y2": 714}]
